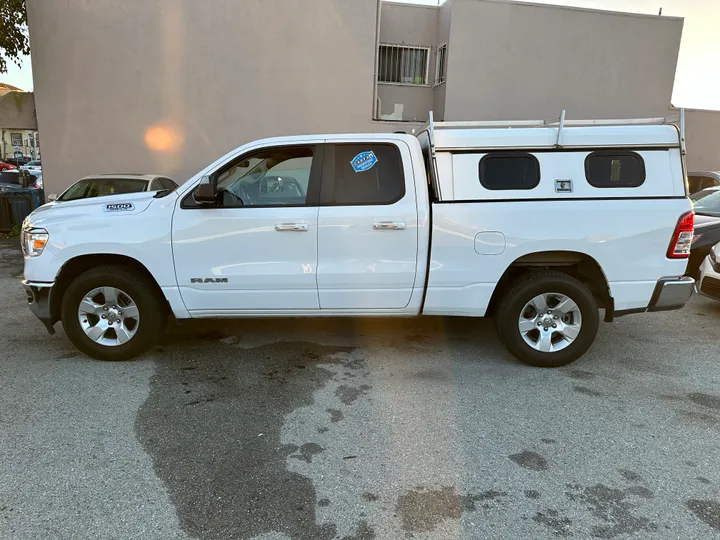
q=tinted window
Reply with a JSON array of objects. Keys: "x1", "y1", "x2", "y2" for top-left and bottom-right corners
[
  {"x1": 479, "y1": 153, "x2": 540, "y2": 190},
  {"x1": 159, "y1": 177, "x2": 177, "y2": 190},
  {"x1": 58, "y1": 178, "x2": 148, "y2": 201},
  {"x1": 585, "y1": 152, "x2": 645, "y2": 188},
  {"x1": 326, "y1": 144, "x2": 405, "y2": 205}
]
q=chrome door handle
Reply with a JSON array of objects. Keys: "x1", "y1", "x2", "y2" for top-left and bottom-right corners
[
  {"x1": 373, "y1": 221, "x2": 406, "y2": 230},
  {"x1": 275, "y1": 223, "x2": 309, "y2": 232}
]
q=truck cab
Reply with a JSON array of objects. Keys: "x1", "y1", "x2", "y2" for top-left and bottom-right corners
[{"x1": 21, "y1": 113, "x2": 694, "y2": 367}]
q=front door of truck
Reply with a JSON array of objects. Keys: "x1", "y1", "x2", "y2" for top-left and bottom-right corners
[
  {"x1": 316, "y1": 141, "x2": 418, "y2": 309},
  {"x1": 172, "y1": 143, "x2": 323, "y2": 313}
]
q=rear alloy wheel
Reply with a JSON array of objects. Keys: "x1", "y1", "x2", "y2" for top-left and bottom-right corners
[
  {"x1": 61, "y1": 266, "x2": 167, "y2": 361},
  {"x1": 496, "y1": 271, "x2": 599, "y2": 367}
]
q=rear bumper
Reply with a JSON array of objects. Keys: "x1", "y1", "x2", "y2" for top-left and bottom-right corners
[
  {"x1": 697, "y1": 256, "x2": 720, "y2": 301},
  {"x1": 647, "y1": 276, "x2": 695, "y2": 312},
  {"x1": 22, "y1": 280, "x2": 56, "y2": 335},
  {"x1": 613, "y1": 275, "x2": 695, "y2": 318}
]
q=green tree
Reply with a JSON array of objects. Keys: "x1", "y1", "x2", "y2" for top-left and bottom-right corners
[{"x1": 0, "y1": 0, "x2": 29, "y2": 74}]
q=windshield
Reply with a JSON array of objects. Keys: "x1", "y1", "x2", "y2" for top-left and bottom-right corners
[
  {"x1": 58, "y1": 178, "x2": 148, "y2": 201},
  {"x1": 27, "y1": 161, "x2": 41, "y2": 166},
  {"x1": 692, "y1": 189, "x2": 720, "y2": 217}
]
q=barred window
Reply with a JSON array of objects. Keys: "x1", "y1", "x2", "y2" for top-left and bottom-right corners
[{"x1": 378, "y1": 44, "x2": 430, "y2": 86}]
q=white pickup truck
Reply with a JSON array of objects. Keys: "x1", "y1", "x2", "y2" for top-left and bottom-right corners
[{"x1": 21, "y1": 113, "x2": 695, "y2": 367}]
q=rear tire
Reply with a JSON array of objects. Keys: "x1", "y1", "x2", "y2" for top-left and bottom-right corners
[
  {"x1": 496, "y1": 271, "x2": 599, "y2": 367},
  {"x1": 61, "y1": 266, "x2": 167, "y2": 361}
]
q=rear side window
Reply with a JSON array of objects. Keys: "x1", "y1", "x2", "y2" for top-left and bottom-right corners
[
  {"x1": 585, "y1": 152, "x2": 645, "y2": 188},
  {"x1": 325, "y1": 144, "x2": 405, "y2": 205},
  {"x1": 478, "y1": 153, "x2": 540, "y2": 190}
]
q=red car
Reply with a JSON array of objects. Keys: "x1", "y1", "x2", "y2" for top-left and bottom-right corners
[{"x1": 0, "y1": 161, "x2": 17, "y2": 171}]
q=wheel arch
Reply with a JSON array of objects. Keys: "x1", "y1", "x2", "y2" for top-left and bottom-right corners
[
  {"x1": 50, "y1": 254, "x2": 168, "y2": 323},
  {"x1": 486, "y1": 250, "x2": 613, "y2": 320}
]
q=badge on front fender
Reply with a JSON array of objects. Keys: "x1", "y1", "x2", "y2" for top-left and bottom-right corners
[{"x1": 105, "y1": 202, "x2": 135, "y2": 212}]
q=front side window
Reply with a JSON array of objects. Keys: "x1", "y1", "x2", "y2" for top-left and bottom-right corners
[
  {"x1": 479, "y1": 153, "x2": 540, "y2": 191},
  {"x1": 324, "y1": 144, "x2": 405, "y2": 205},
  {"x1": 378, "y1": 44, "x2": 430, "y2": 85},
  {"x1": 585, "y1": 152, "x2": 645, "y2": 188},
  {"x1": 58, "y1": 178, "x2": 148, "y2": 201},
  {"x1": 184, "y1": 146, "x2": 316, "y2": 208}
]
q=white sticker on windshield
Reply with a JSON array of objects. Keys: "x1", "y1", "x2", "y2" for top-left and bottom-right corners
[{"x1": 350, "y1": 151, "x2": 378, "y2": 173}]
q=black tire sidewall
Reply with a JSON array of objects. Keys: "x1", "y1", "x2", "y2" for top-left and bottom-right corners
[
  {"x1": 61, "y1": 268, "x2": 164, "y2": 361},
  {"x1": 500, "y1": 274, "x2": 599, "y2": 367}
]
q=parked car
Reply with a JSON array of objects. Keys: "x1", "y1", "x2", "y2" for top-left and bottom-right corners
[
  {"x1": 4, "y1": 156, "x2": 32, "y2": 167},
  {"x1": 21, "y1": 115, "x2": 694, "y2": 366},
  {"x1": 697, "y1": 242, "x2": 720, "y2": 302},
  {"x1": 0, "y1": 161, "x2": 17, "y2": 171},
  {"x1": 688, "y1": 171, "x2": 720, "y2": 195},
  {"x1": 20, "y1": 160, "x2": 42, "y2": 172},
  {"x1": 0, "y1": 169, "x2": 43, "y2": 189},
  {"x1": 688, "y1": 188, "x2": 720, "y2": 277},
  {"x1": 55, "y1": 174, "x2": 178, "y2": 202}
]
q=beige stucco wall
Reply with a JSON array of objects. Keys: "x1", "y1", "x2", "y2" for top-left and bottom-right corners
[
  {"x1": 27, "y1": 0, "x2": 382, "y2": 193},
  {"x1": 378, "y1": 1, "x2": 438, "y2": 122},
  {"x1": 433, "y1": 0, "x2": 453, "y2": 120},
  {"x1": 682, "y1": 109, "x2": 720, "y2": 172},
  {"x1": 443, "y1": 0, "x2": 683, "y2": 121}
]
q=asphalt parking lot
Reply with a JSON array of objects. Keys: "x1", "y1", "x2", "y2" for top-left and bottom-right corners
[{"x1": 1, "y1": 238, "x2": 720, "y2": 540}]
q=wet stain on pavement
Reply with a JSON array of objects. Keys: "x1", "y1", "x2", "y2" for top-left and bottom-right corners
[
  {"x1": 363, "y1": 492, "x2": 379, "y2": 502},
  {"x1": 135, "y1": 341, "x2": 353, "y2": 540},
  {"x1": 460, "y1": 490, "x2": 506, "y2": 511},
  {"x1": 573, "y1": 385, "x2": 604, "y2": 397},
  {"x1": 566, "y1": 483, "x2": 657, "y2": 538},
  {"x1": 335, "y1": 384, "x2": 371, "y2": 405},
  {"x1": 396, "y1": 486, "x2": 463, "y2": 533},
  {"x1": 289, "y1": 442, "x2": 324, "y2": 463},
  {"x1": 533, "y1": 509, "x2": 572, "y2": 536},
  {"x1": 524, "y1": 490, "x2": 541, "y2": 500},
  {"x1": 509, "y1": 451, "x2": 548, "y2": 471},
  {"x1": 318, "y1": 498, "x2": 331, "y2": 507},
  {"x1": 686, "y1": 499, "x2": 720, "y2": 531},
  {"x1": 541, "y1": 438, "x2": 557, "y2": 444},
  {"x1": 688, "y1": 393, "x2": 720, "y2": 410},
  {"x1": 619, "y1": 470, "x2": 643, "y2": 483},
  {"x1": 624, "y1": 486, "x2": 653, "y2": 499},
  {"x1": 697, "y1": 477, "x2": 712, "y2": 485},
  {"x1": 327, "y1": 408, "x2": 344, "y2": 423}
]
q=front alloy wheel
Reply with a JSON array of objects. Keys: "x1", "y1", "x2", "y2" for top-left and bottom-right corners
[{"x1": 78, "y1": 287, "x2": 140, "y2": 346}]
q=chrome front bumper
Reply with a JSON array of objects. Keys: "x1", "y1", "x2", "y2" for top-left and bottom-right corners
[{"x1": 647, "y1": 276, "x2": 695, "y2": 312}]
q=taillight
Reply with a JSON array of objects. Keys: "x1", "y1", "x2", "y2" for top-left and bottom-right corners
[{"x1": 667, "y1": 211, "x2": 694, "y2": 259}]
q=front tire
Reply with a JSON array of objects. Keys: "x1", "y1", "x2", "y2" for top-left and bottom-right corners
[
  {"x1": 61, "y1": 266, "x2": 167, "y2": 361},
  {"x1": 496, "y1": 271, "x2": 599, "y2": 368}
]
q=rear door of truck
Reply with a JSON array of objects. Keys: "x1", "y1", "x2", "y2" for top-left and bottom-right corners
[{"x1": 316, "y1": 140, "x2": 419, "y2": 309}]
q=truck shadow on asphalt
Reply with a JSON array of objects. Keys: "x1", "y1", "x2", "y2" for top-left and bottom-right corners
[{"x1": 135, "y1": 316, "x2": 510, "y2": 539}]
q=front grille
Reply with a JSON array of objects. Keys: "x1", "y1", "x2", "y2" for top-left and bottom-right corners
[{"x1": 701, "y1": 276, "x2": 720, "y2": 300}]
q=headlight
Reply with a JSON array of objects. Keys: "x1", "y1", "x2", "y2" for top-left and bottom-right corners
[
  {"x1": 21, "y1": 228, "x2": 49, "y2": 257},
  {"x1": 712, "y1": 244, "x2": 720, "y2": 265}
]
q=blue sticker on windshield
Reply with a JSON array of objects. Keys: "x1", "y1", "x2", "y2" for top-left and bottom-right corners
[{"x1": 350, "y1": 151, "x2": 378, "y2": 173}]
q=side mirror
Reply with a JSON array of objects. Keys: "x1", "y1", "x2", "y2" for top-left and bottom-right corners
[
  {"x1": 192, "y1": 176, "x2": 216, "y2": 204},
  {"x1": 47, "y1": 193, "x2": 57, "y2": 202}
]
